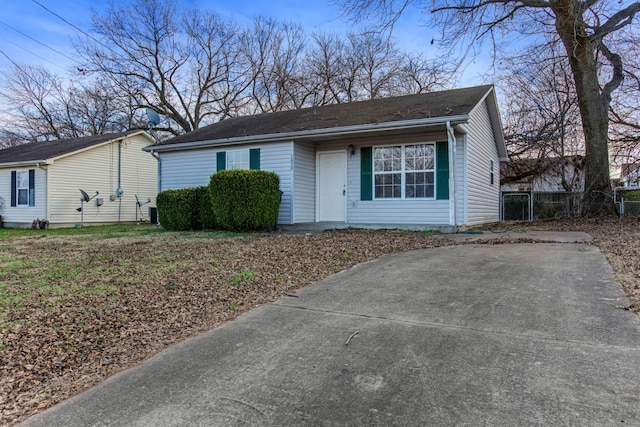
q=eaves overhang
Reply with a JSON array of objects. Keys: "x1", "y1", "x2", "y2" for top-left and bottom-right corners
[
  {"x1": 0, "y1": 159, "x2": 54, "y2": 169},
  {"x1": 144, "y1": 115, "x2": 470, "y2": 153}
]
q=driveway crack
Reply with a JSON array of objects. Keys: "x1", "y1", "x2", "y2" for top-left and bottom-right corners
[{"x1": 271, "y1": 302, "x2": 640, "y2": 351}]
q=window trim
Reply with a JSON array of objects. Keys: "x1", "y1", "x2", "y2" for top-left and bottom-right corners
[{"x1": 373, "y1": 143, "x2": 436, "y2": 200}]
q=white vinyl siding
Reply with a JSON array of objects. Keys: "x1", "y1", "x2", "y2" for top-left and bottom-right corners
[
  {"x1": 318, "y1": 135, "x2": 451, "y2": 225},
  {"x1": 455, "y1": 134, "x2": 467, "y2": 226},
  {"x1": 161, "y1": 149, "x2": 217, "y2": 190},
  {"x1": 293, "y1": 141, "x2": 315, "y2": 222},
  {"x1": 464, "y1": 100, "x2": 500, "y2": 225},
  {"x1": 160, "y1": 142, "x2": 294, "y2": 224},
  {"x1": 47, "y1": 135, "x2": 157, "y2": 226}
]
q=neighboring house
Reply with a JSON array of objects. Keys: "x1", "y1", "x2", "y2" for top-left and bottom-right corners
[
  {"x1": 145, "y1": 85, "x2": 507, "y2": 232},
  {"x1": 0, "y1": 131, "x2": 157, "y2": 228},
  {"x1": 619, "y1": 163, "x2": 640, "y2": 189},
  {"x1": 500, "y1": 156, "x2": 585, "y2": 193}
]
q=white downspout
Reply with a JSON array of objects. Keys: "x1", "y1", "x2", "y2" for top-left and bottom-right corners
[
  {"x1": 150, "y1": 149, "x2": 161, "y2": 194},
  {"x1": 446, "y1": 121, "x2": 457, "y2": 228},
  {"x1": 36, "y1": 163, "x2": 48, "y2": 221}
]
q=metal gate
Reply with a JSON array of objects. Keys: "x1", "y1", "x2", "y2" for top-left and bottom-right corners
[{"x1": 501, "y1": 193, "x2": 532, "y2": 221}]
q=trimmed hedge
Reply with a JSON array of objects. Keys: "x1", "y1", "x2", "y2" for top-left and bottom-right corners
[
  {"x1": 195, "y1": 186, "x2": 216, "y2": 229},
  {"x1": 209, "y1": 170, "x2": 281, "y2": 231},
  {"x1": 156, "y1": 187, "x2": 217, "y2": 231}
]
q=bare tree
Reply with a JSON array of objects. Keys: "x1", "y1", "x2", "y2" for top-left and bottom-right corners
[
  {"x1": 241, "y1": 17, "x2": 310, "y2": 113},
  {"x1": 75, "y1": 0, "x2": 245, "y2": 134},
  {"x1": 306, "y1": 32, "x2": 350, "y2": 105},
  {"x1": 500, "y1": 41, "x2": 585, "y2": 192},
  {"x1": 0, "y1": 65, "x2": 131, "y2": 143},
  {"x1": 1, "y1": 64, "x2": 68, "y2": 141},
  {"x1": 338, "y1": 0, "x2": 640, "y2": 214},
  {"x1": 0, "y1": 1, "x2": 456, "y2": 146}
]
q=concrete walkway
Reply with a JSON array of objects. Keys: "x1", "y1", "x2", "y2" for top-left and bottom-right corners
[{"x1": 23, "y1": 242, "x2": 640, "y2": 426}]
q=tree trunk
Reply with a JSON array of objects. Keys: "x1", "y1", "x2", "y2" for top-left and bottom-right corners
[{"x1": 553, "y1": 3, "x2": 614, "y2": 215}]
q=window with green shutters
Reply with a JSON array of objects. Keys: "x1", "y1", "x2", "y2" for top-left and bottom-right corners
[
  {"x1": 360, "y1": 142, "x2": 449, "y2": 201},
  {"x1": 217, "y1": 148, "x2": 260, "y2": 172},
  {"x1": 11, "y1": 169, "x2": 35, "y2": 207}
]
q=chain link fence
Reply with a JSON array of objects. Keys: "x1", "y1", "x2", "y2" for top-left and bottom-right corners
[
  {"x1": 621, "y1": 201, "x2": 640, "y2": 216},
  {"x1": 615, "y1": 189, "x2": 640, "y2": 217},
  {"x1": 501, "y1": 192, "x2": 582, "y2": 221}
]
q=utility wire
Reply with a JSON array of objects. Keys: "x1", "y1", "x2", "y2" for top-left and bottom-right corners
[
  {"x1": 0, "y1": 35, "x2": 69, "y2": 71},
  {"x1": 31, "y1": 0, "x2": 115, "y2": 54},
  {"x1": 0, "y1": 48, "x2": 26, "y2": 71},
  {"x1": 0, "y1": 20, "x2": 81, "y2": 65}
]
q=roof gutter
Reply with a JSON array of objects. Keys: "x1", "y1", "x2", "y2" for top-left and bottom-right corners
[
  {"x1": 0, "y1": 159, "x2": 53, "y2": 168},
  {"x1": 143, "y1": 115, "x2": 470, "y2": 153}
]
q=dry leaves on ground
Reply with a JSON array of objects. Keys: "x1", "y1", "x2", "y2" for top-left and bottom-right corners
[
  {"x1": 1, "y1": 218, "x2": 640, "y2": 426},
  {"x1": 0, "y1": 229, "x2": 452, "y2": 426}
]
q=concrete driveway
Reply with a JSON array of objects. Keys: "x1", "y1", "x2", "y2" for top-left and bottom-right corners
[{"x1": 23, "y1": 242, "x2": 640, "y2": 426}]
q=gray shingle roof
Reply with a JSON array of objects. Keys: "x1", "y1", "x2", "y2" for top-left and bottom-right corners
[
  {"x1": 157, "y1": 85, "x2": 493, "y2": 146},
  {"x1": 0, "y1": 131, "x2": 143, "y2": 164}
]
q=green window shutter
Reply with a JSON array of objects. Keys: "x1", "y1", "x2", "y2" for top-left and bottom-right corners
[
  {"x1": 360, "y1": 147, "x2": 372, "y2": 201},
  {"x1": 436, "y1": 141, "x2": 449, "y2": 200},
  {"x1": 28, "y1": 169, "x2": 35, "y2": 206},
  {"x1": 10, "y1": 171, "x2": 16, "y2": 207},
  {"x1": 249, "y1": 148, "x2": 260, "y2": 170},
  {"x1": 216, "y1": 151, "x2": 226, "y2": 172}
]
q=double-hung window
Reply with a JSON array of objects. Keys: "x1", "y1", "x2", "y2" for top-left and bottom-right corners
[
  {"x1": 16, "y1": 170, "x2": 30, "y2": 206},
  {"x1": 374, "y1": 144, "x2": 435, "y2": 199},
  {"x1": 227, "y1": 150, "x2": 249, "y2": 170}
]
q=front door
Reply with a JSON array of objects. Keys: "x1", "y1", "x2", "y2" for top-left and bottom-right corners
[{"x1": 317, "y1": 151, "x2": 346, "y2": 221}]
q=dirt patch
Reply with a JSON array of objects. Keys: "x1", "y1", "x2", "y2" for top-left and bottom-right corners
[{"x1": 1, "y1": 219, "x2": 639, "y2": 425}]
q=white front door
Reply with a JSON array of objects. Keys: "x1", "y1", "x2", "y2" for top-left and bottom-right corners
[{"x1": 317, "y1": 151, "x2": 346, "y2": 221}]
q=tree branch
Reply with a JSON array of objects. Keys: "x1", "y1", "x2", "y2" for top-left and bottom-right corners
[
  {"x1": 599, "y1": 42, "x2": 624, "y2": 102},
  {"x1": 589, "y1": 3, "x2": 640, "y2": 41}
]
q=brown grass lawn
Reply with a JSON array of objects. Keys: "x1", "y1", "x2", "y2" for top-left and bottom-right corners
[{"x1": 1, "y1": 218, "x2": 639, "y2": 426}]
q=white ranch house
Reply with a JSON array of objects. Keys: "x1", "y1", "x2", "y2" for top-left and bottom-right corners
[
  {"x1": 0, "y1": 131, "x2": 157, "y2": 228},
  {"x1": 146, "y1": 85, "x2": 507, "y2": 232}
]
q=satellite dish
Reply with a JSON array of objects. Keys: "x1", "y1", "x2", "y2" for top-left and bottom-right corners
[
  {"x1": 79, "y1": 189, "x2": 90, "y2": 202},
  {"x1": 146, "y1": 108, "x2": 161, "y2": 128}
]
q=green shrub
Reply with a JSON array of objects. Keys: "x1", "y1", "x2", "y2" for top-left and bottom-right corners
[
  {"x1": 156, "y1": 189, "x2": 198, "y2": 231},
  {"x1": 157, "y1": 187, "x2": 218, "y2": 231},
  {"x1": 195, "y1": 186, "x2": 217, "y2": 230},
  {"x1": 209, "y1": 170, "x2": 281, "y2": 231},
  {"x1": 621, "y1": 189, "x2": 640, "y2": 201}
]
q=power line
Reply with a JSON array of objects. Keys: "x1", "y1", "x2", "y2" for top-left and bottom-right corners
[
  {"x1": 31, "y1": 0, "x2": 115, "y2": 54},
  {"x1": 0, "y1": 20, "x2": 81, "y2": 66},
  {"x1": 0, "y1": 35, "x2": 69, "y2": 71},
  {"x1": 0, "y1": 48, "x2": 28, "y2": 73}
]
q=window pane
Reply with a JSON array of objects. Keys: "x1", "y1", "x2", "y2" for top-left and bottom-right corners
[
  {"x1": 18, "y1": 189, "x2": 28, "y2": 205},
  {"x1": 375, "y1": 173, "x2": 401, "y2": 198},
  {"x1": 17, "y1": 171, "x2": 29, "y2": 188},
  {"x1": 227, "y1": 150, "x2": 249, "y2": 170},
  {"x1": 406, "y1": 172, "x2": 434, "y2": 198}
]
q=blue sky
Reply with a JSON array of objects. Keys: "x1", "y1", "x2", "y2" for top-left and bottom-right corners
[{"x1": 0, "y1": 0, "x2": 489, "y2": 85}]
